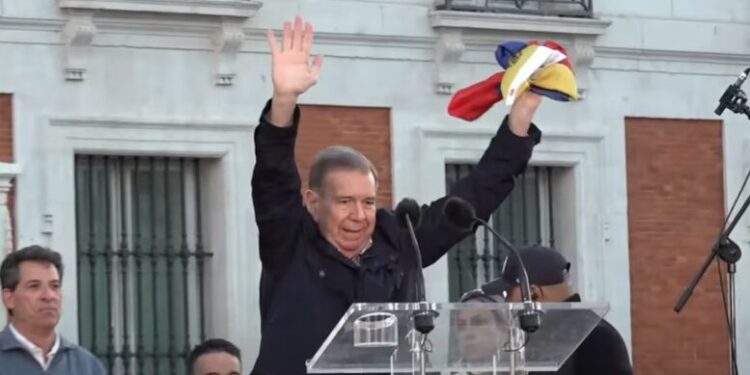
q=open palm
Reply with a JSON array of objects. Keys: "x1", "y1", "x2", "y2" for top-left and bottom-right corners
[{"x1": 267, "y1": 16, "x2": 323, "y2": 98}]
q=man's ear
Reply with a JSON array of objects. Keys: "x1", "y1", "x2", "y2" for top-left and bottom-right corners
[
  {"x1": 304, "y1": 189, "x2": 320, "y2": 221},
  {"x1": 530, "y1": 284, "x2": 543, "y2": 301},
  {"x1": 2, "y1": 288, "x2": 15, "y2": 312}
]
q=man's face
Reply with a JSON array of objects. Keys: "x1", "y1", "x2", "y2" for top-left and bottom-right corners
[
  {"x1": 193, "y1": 352, "x2": 241, "y2": 375},
  {"x1": 306, "y1": 169, "x2": 377, "y2": 257},
  {"x1": 2, "y1": 261, "x2": 62, "y2": 330},
  {"x1": 455, "y1": 309, "x2": 507, "y2": 362}
]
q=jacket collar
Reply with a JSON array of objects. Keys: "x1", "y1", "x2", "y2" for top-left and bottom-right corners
[{"x1": 0, "y1": 325, "x2": 75, "y2": 352}]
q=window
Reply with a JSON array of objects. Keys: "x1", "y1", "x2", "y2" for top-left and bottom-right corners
[
  {"x1": 75, "y1": 155, "x2": 212, "y2": 375},
  {"x1": 445, "y1": 164, "x2": 556, "y2": 301}
]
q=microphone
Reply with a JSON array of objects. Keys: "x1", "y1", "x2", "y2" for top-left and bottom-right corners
[
  {"x1": 715, "y1": 68, "x2": 750, "y2": 115},
  {"x1": 395, "y1": 198, "x2": 437, "y2": 335},
  {"x1": 443, "y1": 196, "x2": 542, "y2": 334},
  {"x1": 395, "y1": 198, "x2": 426, "y2": 302}
]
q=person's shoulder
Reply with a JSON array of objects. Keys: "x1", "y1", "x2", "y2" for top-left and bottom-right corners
[
  {"x1": 376, "y1": 207, "x2": 395, "y2": 220},
  {"x1": 575, "y1": 319, "x2": 632, "y2": 374},
  {"x1": 375, "y1": 208, "x2": 398, "y2": 228},
  {"x1": 70, "y1": 346, "x2": 98, "y2": 361},
  {"x1": 585, "y1": 319, "x2": 628, "y2": 350},
  {"x1": 60, "y1": 338, "x2": 105, "y2": 366},
  {"x1": 375, "y1": 208, "x2": 406, "y2": 250},
  {"x1": 595, "y1": 319, "x2": 623, "y2": 336}
]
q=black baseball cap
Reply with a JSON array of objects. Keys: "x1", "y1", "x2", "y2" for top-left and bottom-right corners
[{"x1": 481, "y1": 245, "x2": 571, "y2": 298}]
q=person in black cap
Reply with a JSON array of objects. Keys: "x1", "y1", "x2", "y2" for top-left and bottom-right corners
[{"x1": 490, "y1": 245, "x2": 633, "y2": 375}]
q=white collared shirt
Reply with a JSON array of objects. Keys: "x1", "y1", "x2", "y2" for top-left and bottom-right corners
[
  {"x1": 351, "y1": 238, "x2": 374, "y2": 266},
  {"x1": 9, "y1": 323, "x2": 60, "y2": 370}
]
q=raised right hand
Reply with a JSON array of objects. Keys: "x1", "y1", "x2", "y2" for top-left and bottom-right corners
[{"x1": 267, "y1": 16, "x2": 323, "y2": 100}]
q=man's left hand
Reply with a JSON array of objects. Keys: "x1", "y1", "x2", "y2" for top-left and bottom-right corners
[{"x1": 508, "y1": 91, "x2": 542, "y2": 137}]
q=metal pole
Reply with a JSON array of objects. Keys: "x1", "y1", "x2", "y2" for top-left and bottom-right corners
[
  {"x1": 728, "y1": 265, "x2": 737, "y2": 375},
  {"x1": 410, "y1": 332, "x2": 427, "y2": 375}
]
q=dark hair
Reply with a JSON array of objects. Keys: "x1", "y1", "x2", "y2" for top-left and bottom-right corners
[
  {"x1": 188, "y1": 338, "x2": 241, "y2": 374},
  {"x1": 308, "y1": 145, "x2": 378, "y2": 191},
  {"x1": 1, "y1": 245, "x2": 64, "y2": 291}
]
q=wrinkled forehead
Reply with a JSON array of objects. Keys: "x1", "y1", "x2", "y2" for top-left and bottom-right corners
[
  {"x1": 320, "y1": 169, "x2": 377, "y2": 196},
  {"x1": 17, "y1": 261, "x2": 60, "y2": 282}
]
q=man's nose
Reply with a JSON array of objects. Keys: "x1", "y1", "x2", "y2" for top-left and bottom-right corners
[
  {"x1": 351, "y1": 202, "x2": 366, "y2": 220},
  {"x1": 41, "y1": 286, "x2": 58, "y2": 300}
]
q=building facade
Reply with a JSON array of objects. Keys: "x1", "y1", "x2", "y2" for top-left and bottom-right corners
[{"x1": 0, "y1": 0, "x2": 748, "y2": 373}]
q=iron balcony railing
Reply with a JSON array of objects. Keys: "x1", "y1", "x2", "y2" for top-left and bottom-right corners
[{"x1": 436, "y1": 0, "x2": 594, "y2": 18}]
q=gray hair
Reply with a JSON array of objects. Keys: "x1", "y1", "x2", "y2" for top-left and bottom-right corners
[{"x1": 308, "y1": 145, "x2": 378, "y2": 191}]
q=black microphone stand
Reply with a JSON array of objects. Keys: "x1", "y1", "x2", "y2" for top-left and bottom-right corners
[
  {"x1": 720, "y1": 88, "x2": 750, "y2": 120},
  {"x1": 402, "y1": 212, "x2": 439, "y2": 375},
  {"x1": 714, "y1": 68, "x2": 750, "y2": 119},
  {"x1": 674, "y1": 183, "x2": 746, "y2": 375},
  {"x1": 675, "y1": 68, "x2": 750, "y2": 375}
]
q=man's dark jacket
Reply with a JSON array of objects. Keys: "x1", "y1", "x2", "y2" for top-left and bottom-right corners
[
  {"x1": 541, "y1": 294, "x2": 633, "y2": 375},
  {"x1": 250, "y1": 99, "x2": 540, "y2": 375}
]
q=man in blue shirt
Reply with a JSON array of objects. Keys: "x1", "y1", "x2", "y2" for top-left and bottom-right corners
[{"x1": 0, "y1": 245, "x2": 105, "y2": 375}]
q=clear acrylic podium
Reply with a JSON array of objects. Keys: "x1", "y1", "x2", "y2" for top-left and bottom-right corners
[{"x1": 306, "y1": 301, "x2": 609, "y2": 374}]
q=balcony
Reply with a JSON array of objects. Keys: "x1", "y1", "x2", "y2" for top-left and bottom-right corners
[
  {"x1": 435, "y1": 0, "x2": 593, "y2": 18},
  {"x1": 58, "y1": 0, "x2": 262, "y2": 18},
  {"x1": 429, "y1": 0, "x2": 608, "y2": 95}
]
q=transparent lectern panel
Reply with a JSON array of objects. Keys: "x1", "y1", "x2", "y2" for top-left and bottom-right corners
[{"x1": 306, "y1": 302, "x2": 609, "y2": 374}]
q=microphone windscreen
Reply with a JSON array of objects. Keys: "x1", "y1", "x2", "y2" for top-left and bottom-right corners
[
  {"x1": 395, "y1": 198, "x2": 422, "y2": 228},
  {"x1": 443, "y1": 196, "x2": 476, "y2": 230}
]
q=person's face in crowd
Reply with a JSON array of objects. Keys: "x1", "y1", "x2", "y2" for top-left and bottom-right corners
[
  {"x1": 193, "y1": 351, "x2": 241, "y2": 375},
  {"x1": 2, "y1": 261, "x2": 62, "y2": 332},
  {"x1": 455, "y1": 309, "x2": 508, "y2": 362}
]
